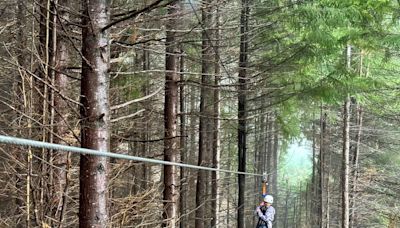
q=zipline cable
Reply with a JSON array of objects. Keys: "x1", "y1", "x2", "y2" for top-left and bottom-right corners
[{"x1": 0, "y1": 135, "x2": 263, "y2": 177}]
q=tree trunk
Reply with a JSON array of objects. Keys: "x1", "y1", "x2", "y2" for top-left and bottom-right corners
[
  {"x1": 188, "y1": 85, "x2": 197, "y2": 224},
  {"x1": 342, "y1": 96, "x2": 351, "y2": 228},
  {"x1": 284, "y1": 179, "x2": 289, "y2": 228},
  {"x1": 342, "y1": 45, "x2": 352, "y2": 228},
  {"x1": 195, "y1": 0, "x2": 213, "y2": 227},
  {"x1": 211, "y1": 3, "x2": 221, "y2": 227},
  {"x1": 15, "y1": 0, "x2": 28, "y2": 226},
  {"x1": 326, "y1": 149, "x2": 331, "y2": 228},
  {"x1": 266, "y1": 117, "x2": 273, "y2": 185},
  {"x1": 293, "y1": 196, "x2": 297, "y2": 228},
  {"x1": 349, "y1": 104, "x2": 362, "y2": 228},
  {"x1": 141, "y1": 44, "x2": 150, "y2": 190},
  {"x1": 350, "y1": 52, "x2": 364, "y2": 228},
  {"x1": 237, "y1": 0, "x2": 249, "y2": 227},
  {"x1": 179, "y1": 49, "x2": 187, "y2": 228},
  {"x1": 272, "y1": 119, "x2": 279, "y2": 196},
  {"x1": 311, "y1": 116, "x2": 317, "y2": 227},
  {"x1": 226, "y1": 134, "x2": 233, "y2": 227},
  {"x1": 53, "y1": 0, "x2": 71, "y2": 225},
  {"x1": 79, "y1": 0, "x2": 110, "y2": 227},
  {"x1": 163, "y1": 1, "x2": 181, "y2": 226},
  {"x1": 319, "y1": 110, "x2": 327, "y2": 228}
]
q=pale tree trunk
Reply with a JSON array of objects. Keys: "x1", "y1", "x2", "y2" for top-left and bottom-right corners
[
  {"x1": 53, "y1": 0, "x2": 71, "y2": 225},
  {"x1": 323, "y1": 116, "x2": 330, "y2": 228},
  {"x1": 226, "y1": 133, "x2": 233, "y2": 227},
  {"x1": 79, "y1": 0, "x2": 110, "y2": 227},
  {"x1": 326, "y1": 148, "x2": 331, "y2": 228},
  {"x1": 163, "y1": 1, "x2": 181, "y2": 226},
  {"x1": 266, "y1": 117, "x2": 273, "y2": 185},
  {"x1": 293, "y1": 196, "x2": 297, "y2": 228},
  {"x1": 195, "y1": 0, "x2": 213, "y2": 227},
  {"x1": 342, "y1": 96, "x2": 351, "y2": 228},
  {"x1": 342, "y1": 45, "x2": 352, "y2": 228},
  {"x1": 349, "y1": 52, "x2": 364, "y2": 228},
  {"x1": 140, "y1": 41, "x2": 150, "y2": 190},
  {"x1": 349, "y1": 104, "x2": 362, "y2": 228},
  {"x1": 211, "y1": 3, "x2": 221, "y2": 227},
  {"x1": 237, "y1": 0, "x2": 249, "y2": 226},
  {"x1": 319, "y1": 110, "x2": 327, "y2": 228},
  {"x1": 272, "y1": 119, "x2": 279, "y2": 196}
]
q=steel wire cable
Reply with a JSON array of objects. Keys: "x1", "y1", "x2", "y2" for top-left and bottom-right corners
[{"x1": 0, "y1": 135, "x2": 264, "y2": 177}]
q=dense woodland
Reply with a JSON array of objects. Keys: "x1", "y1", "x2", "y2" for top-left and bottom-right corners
[{"x1": 0, "y1": 0, "x2": 399, "y2": 227}]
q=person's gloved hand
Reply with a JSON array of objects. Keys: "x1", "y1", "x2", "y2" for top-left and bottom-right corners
[{"x1": 256, "y1": 206, "x2": 261, "y2": 213}]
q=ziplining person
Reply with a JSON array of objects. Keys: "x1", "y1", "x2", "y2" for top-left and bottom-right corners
[
  {"x1": 255, "y1": 173, "x2": 275, "y2": 228},
  {"x1": 255, "y1": 195, "x2": 275, "y2": 228}
]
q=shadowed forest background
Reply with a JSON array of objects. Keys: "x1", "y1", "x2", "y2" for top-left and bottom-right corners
[{"x1": 0, "y1": 0, "x2": 399, "y2": 227}]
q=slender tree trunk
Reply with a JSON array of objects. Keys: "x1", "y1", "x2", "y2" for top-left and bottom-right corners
[
  {"x1": 15, "y1": 0, "x2": 28, "y2": 226},
  {"x1": 79, "y1": 0, "x2": 110, "y2": 227},
  {"x1": 319, "y1": 110, "x2": 327, "y2": 228},
  {"x1": 342, "y1": 96, "x2": 351, "y2": 228},
  {"x1": 272, "y1": 119, "x2": 279, "y2": 196},
  {"x1": 188, "y1": 85, "x2": 197, "y2": 224},
  {"x1": 141, "y1": 44, "x2": 150, "y2": 190},
  {"x1": 342, "y1": 45, "x2": 352, "y2": 228},
  {"x1": 163, "y1": 1, "x2": 181, "y2": 226},
  {"x1": 311, "y1": 116, "x2": 317, "y2": 228},
  {"x1": 350, "y1": 52, "x2": 364, "y2": 228},
  {"x1": 226, "y1": 132, "x2": 234, "y2": 227},
  {"x1": 211, "y1": 3, "x2": 221, "y2": 227},
  {"x1": 293, "y1": 196, "x2": 297, "y2": 228},
  {"x1": 179, "y1": 49, "x2": 187, "y2": 228},
  {"x1": 326, "y1": 149, "x2": 331, "y2": 228},
  {"x1": 53, "y1": 0, "x2": 71, "y2": 225},
  {"x1": 40, "y1": 0, "x2": 54, "y2": 223},
  {"x1": 266, "y1": 118, "x2": 273, "y2": 185},
  {"x1": 237, "y1": 0, "x2": 250, "y2": 227},
  {"x1": 284, "y1": 179, "x2": 289, "y2": 228},
  {"x1": 350, "y1": 104, "x2": 362, "y2": 228},
  {"x1": 195, "y1": 0, "x2": 213, "y2": 227}
]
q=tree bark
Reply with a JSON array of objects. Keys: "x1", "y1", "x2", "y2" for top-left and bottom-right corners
[
  {"x1": 211, "y1": 3, "x2": 221, "y2": 227},
  {"x1": 79, "y1": 0, "x2": 110, "y2": 227},
  {"x1": 272, "y1": 119, "x2": 279, "y2": 196},
  {"x1": 342, "y1": 45, "x2": 352, "y2": 228},
  {"x1": 195, "y1": 0, "x2": 213, "y2": 227},
  {"x1": 342, "y1": 96, "x2": 351, "y2": 228},
  {"x1": 319, "y1": 110, "x2": 327, "y2": 228},
  {"x1": 237, "y1": 0, "x2": 249, "y2": 227},
  {"x1": 53, "y1": 0, "x2": 71, "y2": 225},
  {"x1": 311, "y1": 116, "x2": 317, "y2": 228},
  {"x1": 179, "y1": 49, "x2": 187, "y2": 228},
  {"x1": 163, "y1": 1, "x2": 181, "y2": 226},
  {"x1": 350, "y1": 52, "x2": 364, "y2": 228}
]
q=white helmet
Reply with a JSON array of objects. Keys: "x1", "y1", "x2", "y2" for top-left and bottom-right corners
[{"x1": 263, "y1": 195, "x2": 273, "y2": 204}]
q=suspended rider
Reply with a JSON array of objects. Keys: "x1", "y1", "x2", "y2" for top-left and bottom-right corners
[{"x1": 255, "y1": 195, "x2": 275, "y2": 228}]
